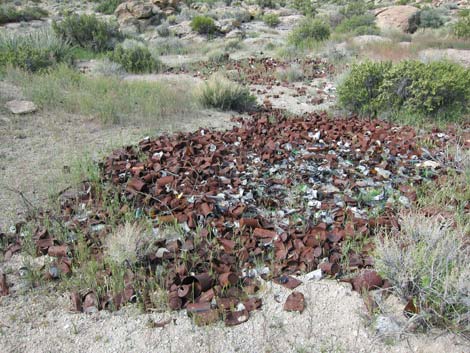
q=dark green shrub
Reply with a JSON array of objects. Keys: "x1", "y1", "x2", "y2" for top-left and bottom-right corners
[
  {"x1": 52, "y1": 14, "x2": 122, "y2": 52},
  {"x1": 257, "y1": 0, "x2": 276, "y2": 9},
  {"x1": 454, "y1": 10, "x2": 470, "y2": 39},
  {"x1": 335, "y1": 14, "x2": 379, "y2": 35},
  {"x1": 191, "y1": 16, "x2": 217, "y2": 35},
  {"x1": 337, "y1": 61, "x2": 391, "y2": 117},
  {"x1": 379, "y1": 60, "x2": 470, "y2": 117},
  {"x1": 290, "y1": 0, "x2": 317, "y2": 17},
  {"x1": 288, "y1": 18, "x2": 330, "y2": 48},
  {"x1": 263, "y1": 13, "x2": 280, "y2": 27},
  {"x1": 96, "y1": 0, "x2": 124, "y2": 15},
  {"x1": 109, "y1": 44, "x2": 162, "y2": 73},
  {"x1": 338, "y1": 60, "x2": 470, "y2": 119},
  {"x1": 418, "y1": 8, "x2": 447, "y2": 29},
  {"x1": 0, "y1": 5, "x2": 48, "y2": 24},
  {"x1": 0, "y1": 30, "x2": 72, "y2": 72}
]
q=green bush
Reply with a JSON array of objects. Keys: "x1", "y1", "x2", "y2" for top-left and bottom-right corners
[
  {"x1": 109, "y1": 44, "x2": 162, "y2": 73},
  {"x1": 337, "y1": 61, "x2": 391, "y2": 117},
  {"x1": 256, "y1": 0, "x2": 276, "y2": 9},
  {"x1": 339, "y1": 0, "x2": 369, "y2": 18},
  {"x1": 0, "y1": 30, "x2": 72, "y2": 72},
  {"x1": 191, "y1": 16, "x2": 217, "y2": 35},
  {"x1": 454, "y1": 10, "x2": 470, "y2": 39},
  {"x1": 288, "y1": 18, "x2": 330, "y2": 48},
  {"x1": 418, "y1": 8, "x2": 447, "y2": 29},
  {"x1": 379, "y1": 60, "x2": 470, "y2": 117},
  {"x1": 52, "y1": 14, "x2": 122, "y2": 52},
  {"x1": 290, "y1": 0, "x2": 317, "y2": 17},
  {"x1": 96, "y1": 0, "x2": 124, "y2": 15},
  {"x1": 262, "y1": 13, "x2": 280, "y2": 27},
  {"x1": 0, "y1": 5, "x2": 48, "y2": 25},
  {"x1": 199, "y1": 74, "x2": 257, "y2": 112},
  {"x1": 338, "y1": 60, "x2": 470, "y2": 119},
  {"x1": 334, "y1": 14, "x2": 379, "y2": 35}
]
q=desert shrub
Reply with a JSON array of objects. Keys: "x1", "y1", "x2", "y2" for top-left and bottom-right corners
[
  {"x1": 156, "y1": 22, "x2": 171, "y2": 37},
  {"x1": 337, "y1": 61, "x2": 391, "y2": 117},
  {"x1": 150, "y1": 37, "x2": 189, "y2": 55},
  {"x1": 256, "y1": 0, "x2": 276, "y2": 8},
  {"x1": 95, "y1": 0, "x2": 124, "y2": 15},
  {"x1": 263, "y1": 13, "x2": 280, "y2": 27},
  {"x1": 454, "y1": 9, "x2": 470, "y2": 39},
  {"x1": 275, "y1": 63, "x2": 304, "y2": 82},
  {"x1": 207, "y1": 49, "x2": 229, "y2": 64},
  {"x1": 419, "y1": 8, "x2": 446, "y2": 29},
  {"x1": 290, "y1": 0, "x2": 317, "y2": 17},
  {"x1": 0, "y1": 30, "x2": 72, "y2": 72},
  {"x1": 0, "y1": 5, "x2": 48, "y2": 24},
  {"x1": 199, "y1": 74, "x2": 256, "y2": 112},
  {"x1": 378, "y1": 60, "x2": 470, "y2": 117},
  {"x1": 91, "y1": 58, "x2": 125, "y2": 77},
  {"x1": 339, "y1": 0, "x2": 369, "y2": 18},
  {"x1": 288, "y1": 18, "x2": 330, "y2": 48},
  {"x1": 109, "y1": 44, "x2": 162, "y2": 73},
  {"x1": 374, "y1": 213, "x2": 469, "y2": 329},
  {"x1": 52, "y1": 14, "x2": 122, "y2": 52},
  {"x1": 191, "y1": 15, "x2": 217, "y2": 35},
  {"x1": 338, "y1": 60, "x2": 470, "y2": 119},
  {"x1": 334, "y1": 14, "x2": 379, "y2": 36}
]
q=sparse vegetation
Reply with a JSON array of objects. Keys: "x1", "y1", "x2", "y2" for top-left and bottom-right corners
[
  {"x1": 95, "y1": 0, "x2": 124, "y2": 15},
  {"x1": 198, "y1": 74, "x2": 256, "y2": 112},
  {"x1": 0, "y1": 5, "x2": 48, "y2": 25},
  {"x1": 52, "y1": 13, "x2": 122, "y2": 52},
  {"x1": 374, "y1": 212, "x2": 469, "y2": 330},
  {"x1": 5, "y1": 65, "x2": 197, "y2": 124}
]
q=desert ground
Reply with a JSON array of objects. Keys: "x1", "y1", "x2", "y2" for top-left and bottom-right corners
[{"x1": 0, "y1": 1, "x2": 469, "y2": 352}]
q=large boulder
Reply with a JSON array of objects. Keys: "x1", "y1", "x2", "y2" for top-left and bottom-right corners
[
  {"x1": 115, "y1": 0, "x2": 179, "y2": 33},
  {"x1": 375, "y1": 5, "x2": 420, "y2": 33}
]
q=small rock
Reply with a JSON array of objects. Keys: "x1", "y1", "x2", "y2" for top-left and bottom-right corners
[
  {"x1": 5, "y1": 100, "x2": 37, "y2": 114},
  {"x1": 417, "y1": 160, "x2": 440, "y2": 169},
  {"x1": 307, "y1": 268, "x2": 323, "y2": 281},
  {"x1": 375, "y1": 315, "x2": 402, "y2": 337}
]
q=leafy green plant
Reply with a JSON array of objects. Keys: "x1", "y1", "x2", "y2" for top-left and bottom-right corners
[
  {"x1": 288, "y1": 18, "x2": 330, "y2": 48},
  {"x1": 378, "y1": 60, "x2": 470, "y2": 117},
  {"x1": 263, "y1": 13, "x2": 280, "y2": 27},
  {"x1": 109, "y1": 44, "x2": 162, "y2": 73},
  {"x1": 0, "y1": 5, "x2": 48, "y2": 25},
  {"x1": 454, "y1": 9, "x2": 470, "y2": 39},
  {"x1": 334, "y1": 14, "x2": 379, "y2": 36},
  {"x1": 52, "y1": 14, "x2": 122, "y2": 52},
  {"x1": 338, "y1": 60, "x2": 470, "y2": 120},
  {"x1": 198, "y1": 74, "x2": 257, "y2": 112},
  {"x1": 191, "y1": 15, "x2": 217, "y2": 35},
  {"x1": 337, "y1": 61, "x2": 391, "y2": 117},
  {"x1": 0, "y1": 30, "x2": 73, "y2": 72}
]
